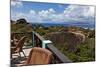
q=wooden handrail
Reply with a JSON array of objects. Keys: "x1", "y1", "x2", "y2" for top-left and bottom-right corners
[
  {"x1": 47, "y1": 43, "x2": 72, "y2": 63},
  {"x1": 33, "y1": 32, "x2": 45, "y2": 40},
  {"x1": 11, "y1": 32, "x2": 32, "y2": 34}
]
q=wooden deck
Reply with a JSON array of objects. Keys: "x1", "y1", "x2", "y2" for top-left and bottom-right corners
[{"x1": 11, "y1": 46, "x2": 32, "y2": 67}]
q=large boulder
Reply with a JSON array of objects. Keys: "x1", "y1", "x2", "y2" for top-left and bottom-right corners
[
  {"x1": 16, "y1": 18, "x2": 28, "y2": 24},
  {"x1": 45, "y1": 31, "x2": 85, "y2": 51}
]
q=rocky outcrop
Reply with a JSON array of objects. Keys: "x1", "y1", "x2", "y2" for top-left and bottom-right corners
[{"x1": 45, "y1": 31, "x2": 85, "y2": 52}]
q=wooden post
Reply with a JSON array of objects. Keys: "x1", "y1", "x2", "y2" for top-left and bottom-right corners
[{"x1": 32, "y1": 31, "x2": 34, "y2": 47}]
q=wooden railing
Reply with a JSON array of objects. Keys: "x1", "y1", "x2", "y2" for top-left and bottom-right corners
[
  {"x1": 33, "y1": 31, "x2": 72, "y2": 63},
  {"x1": 47, "y1": 44, "x2": 72, "y2": 63},
  {"x1": 11, "y1": 31, "x2": 72, "y2": 63},
  {"x1": 33, "y1": 31, "x2": 44, "y2": 47}
]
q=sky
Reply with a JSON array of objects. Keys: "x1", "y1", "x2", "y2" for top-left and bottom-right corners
[{"x1": 11, "y1": 1, "x2": 95, "y2": 24}]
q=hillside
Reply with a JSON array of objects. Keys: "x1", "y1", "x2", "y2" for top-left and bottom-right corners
[{"x1": 11, "y1": 19, "x2": 33, "y2": 33}]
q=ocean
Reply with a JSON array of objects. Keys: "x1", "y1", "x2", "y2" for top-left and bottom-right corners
[{"x1": 32, "y1": 22, "x2": 95, "y2": 30}]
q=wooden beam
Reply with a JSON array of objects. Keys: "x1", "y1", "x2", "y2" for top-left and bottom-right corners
[{"x1": 47, "y1": 43, "x2": 72, "y2": 63}]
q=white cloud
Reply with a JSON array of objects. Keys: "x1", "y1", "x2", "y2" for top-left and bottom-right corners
[
  {"x1": 63, "y1": 5, "x2": 95, "y2": 22},
  {"x1": 49, "y1": 8, "x2": 55, "y2": 13},
  {"x1": 11, "y1": 4, "x2": 95, "y2": 23},
  {"x1": 29, "y1": 10, "x2": 36, "y2": 15},
  {"x1": 38, "y1": 8, "x2": 55, "y2": 20},
  {"x1": 84, "y1": 6, "x2": 95, "y2": 18},
  {"x1": 11, "y1": 10, "x2": 43, "y2": 23},
  {"x1": 11, "y1": 1, "x2": 23, "y2": 7},
  {"x1": 37, "y1": 5, "x2": 95, "y2": 23}
]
